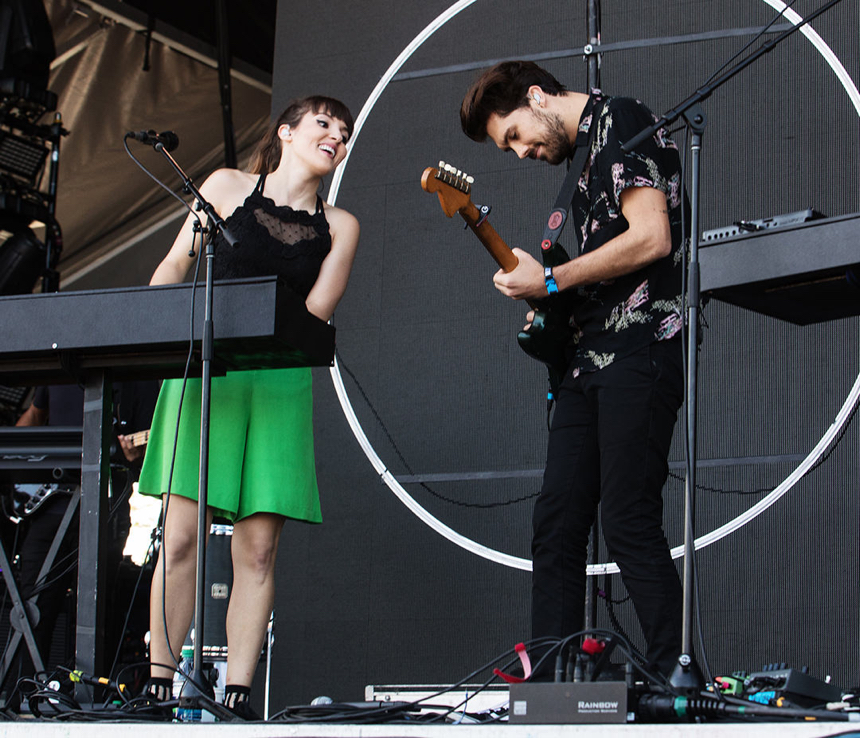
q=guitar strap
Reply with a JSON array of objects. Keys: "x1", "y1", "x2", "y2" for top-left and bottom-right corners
[
  {"x1": 538, "y1": 94, "x2": 605, "y2": 263},
  {"x1": 528, "y1": 95, "x2": 605, "y2": 414}
]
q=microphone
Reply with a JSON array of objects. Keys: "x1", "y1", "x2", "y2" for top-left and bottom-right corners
[{"x1": 126, "y1": 129, "x2": 180, "y2": 152}]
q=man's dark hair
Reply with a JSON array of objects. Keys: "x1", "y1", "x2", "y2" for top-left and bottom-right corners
[{"x1": 460, "y1": 60, "x2": 567, "y2": 142}]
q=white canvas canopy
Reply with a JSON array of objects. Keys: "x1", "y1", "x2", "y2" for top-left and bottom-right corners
[{"x1": 32, "y1": 0, "x2": 273, "y2": 290}]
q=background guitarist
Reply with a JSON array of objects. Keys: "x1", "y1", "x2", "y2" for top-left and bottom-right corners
[
  {"x1": 2, "y1": 380, "x2": 157, "y2": 706},
  {"x1": 460, "y1": 60, "x2": 687, "y2": 678}
]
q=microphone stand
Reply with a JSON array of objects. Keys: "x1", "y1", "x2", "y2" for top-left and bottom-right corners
[
  {"x1": 153, "y1": 142, "x2": 238, "y2": 715},
  {"x1": 583, "y1": 0, "x2": 602, "y2": 642},
  {"x1": 619, "y1": 0, "x2": 845, "y2": 695}
]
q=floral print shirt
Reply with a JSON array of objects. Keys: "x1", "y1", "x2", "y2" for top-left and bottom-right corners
[{"x1": 566, "y1": 92, "x2": 685, "y2": 376}]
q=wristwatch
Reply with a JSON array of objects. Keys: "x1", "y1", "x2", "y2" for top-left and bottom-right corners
[{"x1": 544, "y1": 266, "x2": 559, "y2": 294}]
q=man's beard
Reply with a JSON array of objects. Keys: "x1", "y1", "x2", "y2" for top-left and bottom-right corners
[{"x1": 535, "y1": 108, "x2": 574, "y2": 165}]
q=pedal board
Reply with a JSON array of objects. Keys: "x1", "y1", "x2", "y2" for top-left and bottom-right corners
[
  {"x1": 508, "y1": 681, "x2": 628, "y2": 724},
  {"x1": 744, "y1": 666, "x2": 841, "y2": 707}
]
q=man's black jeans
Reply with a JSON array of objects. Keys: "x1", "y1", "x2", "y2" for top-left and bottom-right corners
[{"x1": 532, "y1": 337, "x2": 685, "y2": 676}]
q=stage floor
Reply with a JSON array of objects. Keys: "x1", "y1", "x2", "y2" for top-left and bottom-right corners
[
  {"x1": 0, "y1": 720, "x2": 858, "y2": 737},
  {"x1": 3, "y1": 682, "x2": 858, "y2": 736}
]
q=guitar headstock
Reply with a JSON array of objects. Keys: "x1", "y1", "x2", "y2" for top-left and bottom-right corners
[{"x1": 421, "y1": 161, "x2": 475, "y2": 217}]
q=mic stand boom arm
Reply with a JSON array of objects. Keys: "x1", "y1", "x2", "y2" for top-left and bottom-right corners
[
  {"x1": 618, "y1": 0, "x2": 845, "y2": 695},
  {"x1": 621, "y1": 0, "x2": 845, "y2": 154}
]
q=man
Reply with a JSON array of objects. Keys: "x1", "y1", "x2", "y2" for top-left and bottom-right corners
[
  {"x1": 460, "y1": 61, "x2": 686, "y2": 676},
  {"x1": 6, "y1": 385, "x2": 86, "y2": 692},
  {"x1": 3, "y1": 381, "x2": 157, "y2": 704}
]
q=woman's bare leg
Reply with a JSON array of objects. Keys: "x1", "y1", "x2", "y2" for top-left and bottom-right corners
[
  {"x1": 224, "y1": 512, "x2": 284, "y2": 686},
  {"x1": 149, "y1": 494, "x2": 212, "y2": 680}
]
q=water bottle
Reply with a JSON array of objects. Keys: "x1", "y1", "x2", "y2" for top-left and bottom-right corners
[
  {"x1": 202, "y1": 651, "x2": 227, "y2": 723},
  {"x1": 173, "y1": 646, "x2": 202, "y2": 722},
  {"x1": 171, "y1": 646, "x2": 190, "y2": 700}
]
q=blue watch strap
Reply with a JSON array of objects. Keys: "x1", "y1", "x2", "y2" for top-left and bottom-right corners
[{"x1": 544, "y1": 266, "x2": 559, "y2": 294}]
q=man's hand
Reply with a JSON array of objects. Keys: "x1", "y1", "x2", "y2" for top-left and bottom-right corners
[
  {"x1": 117, "y1": 434, "x2": 144, "y2": 464},
  {"x1": 493, "y1": 248, "x2": 545, "y2": 300},
  {"x1": 524, "y1": 310, "x2": 537, "y2": 331},
  {"x1": 16, "y1": 404, "x2": 48, "y2": 427}
]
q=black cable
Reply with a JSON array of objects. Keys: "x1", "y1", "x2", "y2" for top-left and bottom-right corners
[
  {"x1": 124, "y1": 131, "x2": 211, "y2": 693},
  {"x1": 412, "y1": 481, "x2": 538, "y2": 509},
  {"x1": 27, "y1": 686, "x2": 80, "y2": 718},
  {"x1": 430, "y1": 639, "x2": 568, "y2": 722},
  {"x1": 336, "y1": 352, "x2": 538, "y2": 509},
  {"x1": 599, "y1": 587, "x2": 637, "y2": 648},
  {"x1": 678, "y1": 385, "x2": 860, "y2": 695},
  {"x1": 106, "y1": 539, "x2": 157, "y2": 696},
  {"x1": 666, "y1": 392, "x2": 858, "y2": 498},
  {"x1": 270, "y1": 631, "x2": 675, "y2": 725},
  {"x1": 703, "y1": 0, "x2": 801, "y2": 87},
  {"x1": 122, "y1": 137, "x2": 204, "y2": 221},
  {"x1": 558, "y1": 628, "x2": 670, "y2": 689},
  {"x1": 21, "y1": 468, "x2": 164, "y2": 601},
  {"x1": 415, "y1": 676, "x2": 502, "y2": 724},
  {"x1": 268, "y1": 638, "x2": 556, "y2": 723},
  {"x1": 666, "y1": 470, "x2": 777, "y2": 496},
  {"x1": 692, "y1": 535, "x2": 717, "y2": 691},
  {"x1": 271, "y1": 630, "x2": 697, "y2": 725},
  {"x1": 24, "y1": 549, "x2": 78, "y2": 598},
  {"x1": 639, "y1": 691, "x2": 854, "y2": 722},
  {"x1": 20, "y1": 483, "x2": 134, "y2": 598},
  {"x1": 107, "y1": 470, "x2": 136, "y2": 519},
  {"x1": 155, "y1": 240, "x2": 209, "y2": 689}
]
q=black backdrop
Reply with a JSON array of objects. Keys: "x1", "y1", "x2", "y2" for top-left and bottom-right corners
[{"x1": 264, "y1": 0, "x2": 860, "y2": 709}]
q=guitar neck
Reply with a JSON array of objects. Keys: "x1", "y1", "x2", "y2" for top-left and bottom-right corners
[
  {"x1": 459, "y1": 202, "x2": 543, "y2": 309},
  {"x1": 457, "y1": 201, "x2": 519, "y2": 274},
  {"x1": 422, "y1": 164, "x2": 535, "y2": 305},
  {"x1": 126, "y1": 429, "x2": 150, "y2": 447}
]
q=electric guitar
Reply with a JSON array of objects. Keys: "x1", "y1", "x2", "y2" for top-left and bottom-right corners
[
  {"x1": 3, "y1": 428, "x2": 150, "y2": 521},
  {"x1": 421, "y1": 162, "x2": 572, "y2": 389},
  {"x1": 124, "y1": 429, "x2": 150, "y2": 448}
]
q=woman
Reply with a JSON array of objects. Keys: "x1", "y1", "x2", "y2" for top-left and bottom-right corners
[{"x1": 138, "y1": 96, "x2": 359, "y2": 717}]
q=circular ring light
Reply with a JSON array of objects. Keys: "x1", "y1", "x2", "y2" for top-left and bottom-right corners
[{"x1": 327, "y1": 1, "x2": 860, "y2": 573}]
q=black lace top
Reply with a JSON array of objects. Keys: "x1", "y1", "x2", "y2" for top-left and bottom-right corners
[{"x1": 213, "y1": 173, "x2": 332, "y2": 299}]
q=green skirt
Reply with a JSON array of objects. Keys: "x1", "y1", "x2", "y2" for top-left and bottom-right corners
[{"x1": 138, "y1": 368, "x2": 321, "y2": 523}]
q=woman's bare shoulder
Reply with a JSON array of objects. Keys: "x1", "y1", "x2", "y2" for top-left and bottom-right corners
[
  {"x1": 323, "y1": 202, "x2": 359, "y2": 233},
  {"x1": 202, "y1": 168, "x2": 256, "y2": 194},
  {"x1": 200, "y1": 169, "x2": 257, "y2": 214}
]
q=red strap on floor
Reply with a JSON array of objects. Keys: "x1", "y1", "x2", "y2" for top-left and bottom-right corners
[{"x1": 493, "y1": 642, "x2": 533, "y2": 683}]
